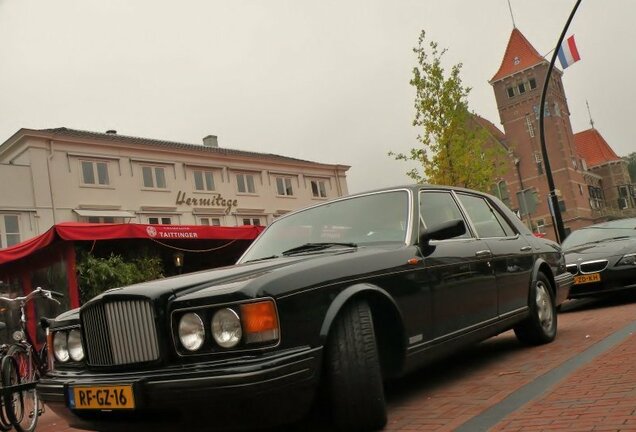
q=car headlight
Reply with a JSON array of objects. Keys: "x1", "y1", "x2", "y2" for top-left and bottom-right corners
[
  {"x1": 68, "y1": 329, "x2": 85, "y2": 362},
  {"x1": 53, "y1": 331, "x2": 69, "y2": 363},
  {"x1": 211, "y1": 308, "x2": 242, "y2": 348},
  {"x1": 178, "y1": 313, "x2": 205, "y2": 351},
  {"x1": 617, "y1": 253, "x2": 636, "y2": 266}
]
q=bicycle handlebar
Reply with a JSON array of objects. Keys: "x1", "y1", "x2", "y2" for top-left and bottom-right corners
[{"x1": 0, "y1": 287, "x2": 64, "y2": 307}]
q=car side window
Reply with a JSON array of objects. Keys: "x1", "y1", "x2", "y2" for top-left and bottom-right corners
[
  {"x1": 419, "y1": 191, "x2": 471, "y2": 239},
  {"x1": 457, "y1": 194, "x2": 515, "y2": 238}
]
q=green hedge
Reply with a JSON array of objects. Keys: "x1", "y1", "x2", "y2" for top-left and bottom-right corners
[{"x1": 76, "y1": 253, "x2": 164, "y2": 304}]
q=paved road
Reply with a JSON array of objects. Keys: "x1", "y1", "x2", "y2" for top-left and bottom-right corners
[{"x1": 38, "y1": 293, "x2": 636, "y2": 431}]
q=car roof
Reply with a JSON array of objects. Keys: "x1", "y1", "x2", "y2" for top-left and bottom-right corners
[{"x1": 580, "y1": 217, "x2": 636, "y2": 230}]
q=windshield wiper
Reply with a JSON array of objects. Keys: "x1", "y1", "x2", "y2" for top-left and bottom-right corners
[
  {"x1": 605, "y1": 236, "x2": 632, "y2": 241},
  {"x1": 281, "y1": 242, "x2": 358, "y2": 256},
  {"x1": 243, "y1": 255, "x2": 279, "y2": 263}
]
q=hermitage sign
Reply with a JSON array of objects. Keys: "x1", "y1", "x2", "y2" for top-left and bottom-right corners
[{"x1": 175, "y1": 191, "x2": 238, "y2": 214}]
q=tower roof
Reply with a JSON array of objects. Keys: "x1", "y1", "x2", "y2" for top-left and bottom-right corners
[
  {"x1": 574, "y1": 128, "x2": 621, "y2": 167},
  {"x1": 491, "y1": 28, "x2": 546, "y2": 83}
]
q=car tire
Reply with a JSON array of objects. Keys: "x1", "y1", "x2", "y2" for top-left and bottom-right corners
[
  {"x1": 326, "y1": 300, "x2": 387, "y2": 432},
  {"x1": 514, "y1": 272, "x2": 557, "y2": 345}
]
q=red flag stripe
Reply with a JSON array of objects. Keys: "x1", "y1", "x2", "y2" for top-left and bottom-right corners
[{"x1": 567, "y1": 36, "x2": 580, "y2": 62}]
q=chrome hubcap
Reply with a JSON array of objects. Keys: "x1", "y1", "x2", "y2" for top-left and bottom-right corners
[{"x1": 535, "y1": 282, "x2": 553, "y2": 331}]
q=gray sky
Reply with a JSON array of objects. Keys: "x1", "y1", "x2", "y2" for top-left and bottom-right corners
[{"x1": 1, "y1": 1, "x2": 632, "y2": 193}]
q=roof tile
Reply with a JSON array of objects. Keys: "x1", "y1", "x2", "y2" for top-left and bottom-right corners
[
  {"x1": 491, "y1": 28, "x2": 546, "y2": 82},
  {"x1": 36, "y1": 128, "x2": 344, "y2": 167},
  {"x1": 574, "y1": 128, "x2": 621, "y2": 167}
]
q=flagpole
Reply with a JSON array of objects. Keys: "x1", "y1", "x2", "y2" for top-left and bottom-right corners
[{"x1": 539, "y1": 0, "x2": 582, "y2": 243}]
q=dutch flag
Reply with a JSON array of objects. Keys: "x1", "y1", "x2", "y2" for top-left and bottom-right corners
[{"x1": 557, "y1": 35, "x2": 581, "y2": 69}]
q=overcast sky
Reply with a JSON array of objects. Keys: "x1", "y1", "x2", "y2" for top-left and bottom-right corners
[{"x1": 0, "y1": 1, "x2": 632, "y2": 193}]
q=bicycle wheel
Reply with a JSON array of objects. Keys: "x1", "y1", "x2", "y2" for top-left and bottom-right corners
[
  {"x1": 0, "y1": 355, "x2": 13, "y2": 432},
  {"x1": 1, "y1": 345, "x2": 40, "y2": 432}
]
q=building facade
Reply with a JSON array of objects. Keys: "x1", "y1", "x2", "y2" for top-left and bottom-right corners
[
  {"x1": 486, "y1": 29, "x2": 635, "y2": 240},
  {"x1": 0, "y1": 128, "x2": 350, "y2": 247}
]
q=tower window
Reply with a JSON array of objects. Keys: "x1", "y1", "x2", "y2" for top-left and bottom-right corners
[
  {"x1": 529, "y1": 78, "x2": 537, "y2": 90},
  {"x1": 518, "y1": 83, "x2": 526, "y2": 94},
  {"x1": 506, "y1": 87, "x2": 515, "y2": 98}
]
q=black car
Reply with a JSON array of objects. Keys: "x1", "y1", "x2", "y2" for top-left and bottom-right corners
[
  {"x1": 39, "y1": 185, "x2": 572, "y2": 432},
  {"x1": 563, "y1": 218, "x2": 636, "y2": 299}
]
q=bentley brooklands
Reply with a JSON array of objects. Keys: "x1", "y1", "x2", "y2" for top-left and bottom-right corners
[{"x1": 38, "y1": 185, "x2": 572, "y2": 431}]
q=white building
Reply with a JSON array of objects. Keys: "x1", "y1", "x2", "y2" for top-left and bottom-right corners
[{"x1": 0, "y1": 128, "x2": 350, "y2": 247}]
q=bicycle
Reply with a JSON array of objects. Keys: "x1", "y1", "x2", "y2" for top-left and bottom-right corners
[{"x1": 0, "y1": 287, "x2": 62, "y2": 432}]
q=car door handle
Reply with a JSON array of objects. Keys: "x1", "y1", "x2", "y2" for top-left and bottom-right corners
[
  {"x1": 475, "y1": 250, "x2": 492, "y2": 258},
  {"x1": 520, "y1": 246, "x2": 532, "y2": 252}
]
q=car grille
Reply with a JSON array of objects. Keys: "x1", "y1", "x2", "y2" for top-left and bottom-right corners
[
  {"x1": 81, "y1": 299, "x2": 160, "y2": 367},
  {"x1": 580, "y1": 260, "x2": 608, "y2": 274},
  {"x1": 566, "y1": 264, "x2": 579, "y2": 275}
]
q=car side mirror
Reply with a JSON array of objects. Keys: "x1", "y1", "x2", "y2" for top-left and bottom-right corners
[{"x1": 419, "y1": 219, "x2": 466, "y2": 246}]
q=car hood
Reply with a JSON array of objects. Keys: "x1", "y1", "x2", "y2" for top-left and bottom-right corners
[
  {"x1": 564, "y1": 238, "x2": 636, "y2": 262},
  {"x1": 83, "y1": 244, "x2": 415, "y2": 307}
]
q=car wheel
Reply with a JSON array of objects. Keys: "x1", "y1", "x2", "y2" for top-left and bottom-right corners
[
  {"x1": 326, "y1": 300, "x2": 387, "y2": 432},
  {"x1": 514, "y1": 272, "x2": 557, "y2": 345}
]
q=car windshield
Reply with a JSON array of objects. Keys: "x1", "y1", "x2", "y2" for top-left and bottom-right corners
[
  {"x1": 561, "y1": 227, "x2": 636, "y2": 249},
  {"x1": 239, "y1": 190, "x2": 410, "y2": 262}
]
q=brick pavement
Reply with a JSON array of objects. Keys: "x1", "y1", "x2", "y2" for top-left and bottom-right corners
[{"x1": 36, "y1": 295, "x2": 636, "y2": 432}]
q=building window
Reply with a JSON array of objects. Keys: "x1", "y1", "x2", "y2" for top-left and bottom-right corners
[
  {"x1": 87, "y1": 216, "x2": 115, "y2": 224},
  {"x1": 553, "y1": 103, "x2": 561, "y2": 117},
  {"x1": 535, "y1": 219, "x2": 546, "y2": 234},
  {"x1": 529, "y1": 78, "x2": 537, "y2": 90},
  {"x1": 533, "y1": 103, "x2": 550, "y2": 119},
  {"x1": 236, "y1": 173, "x2": 256, "y2": 194},
  {"x1": 148, "y1": 217, "x2": 172, "y2": 225},
  {"x1": 588, "y1": 186, "x2": 604, "y2": 210},
  {"x1": 619, "y1": 185, "x2": 631, "y2": 209},
  {"x1": 199, "y1": 217, "x2": 221, "y2": 226},
  {"x1": 311, "y1": 180, "x2": 327, "y2": 198},
  {"x1": 506, "y1": 87, "x2": 515, "y2": 98},
  {"x1": 491, "y1": 180, "x2": 511, "y2": 208},
  {"x1": 518, "y1": 83, "x2": 526, "y2": 94},
  {"x1": 525, "y1": 115, "x2": 535, "y2": 138},
  {"x1": 193, "y1": 170, "x2": 215, "y2": 192},
  {"x1": 276, "y1": 177, "x2": 294, "y2": 196},
  {"x1": 81, "y1": 160, "x2": 109, "y2": 186},
  {"x1": 537, "y1": 161, "x2": 544, "y2": 175},
  {"x1": 0, "y1": 215, "x2": 20, "y2": 248},
  {"x1": 242, "y1": 217, "x2": 261, "y2": 226},
  {"x1": 142, "y1": 166, "x2": 167, "y2": 189}
]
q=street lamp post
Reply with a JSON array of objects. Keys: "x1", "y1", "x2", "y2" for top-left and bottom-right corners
[{"x1": 539, "y1": 0, "x2": 582, "y2": 243}]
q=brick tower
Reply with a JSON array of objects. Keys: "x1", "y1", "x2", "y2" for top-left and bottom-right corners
[{"x1": 489, "y1": 28, "x2": 596, "y2": 239}]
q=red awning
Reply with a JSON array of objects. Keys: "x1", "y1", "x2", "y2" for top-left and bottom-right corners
[{"x1": 0, "y1": 223, "x2": 264, "y2": 265}]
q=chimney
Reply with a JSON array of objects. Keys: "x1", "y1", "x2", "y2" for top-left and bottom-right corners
[
  {"x1": 105, "y1": 130, "x2": 117, "y2": 134},
  {"x1": 202, "y1": 135, "x2": 218, "y2": 147}
]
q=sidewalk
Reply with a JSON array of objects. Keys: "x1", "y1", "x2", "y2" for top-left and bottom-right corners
[
  {"x1": 384, "y1": 296, "x2": 636, "y2": 432},
  {"x1": 491, "y1": 326, "x2": 636, "y2": 431}
]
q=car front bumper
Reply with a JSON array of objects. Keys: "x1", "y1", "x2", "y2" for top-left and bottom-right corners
[
  {"x1": 568, "y1": 265, "x2": 636, "y2": 298},
  {"x1": 554, "y1": 272, "x2": 574, "y2": 305},
  {"x1": 38, "y1": 345, "x2": 322, "y2": 431}
]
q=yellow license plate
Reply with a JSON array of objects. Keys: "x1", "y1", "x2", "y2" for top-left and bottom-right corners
[
  {"x1": 573, "y1": 273, "x2": 601, "y2": 285},
  {"x1": 70, "y1": 385, "x2": 135, "y2": 410}
]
